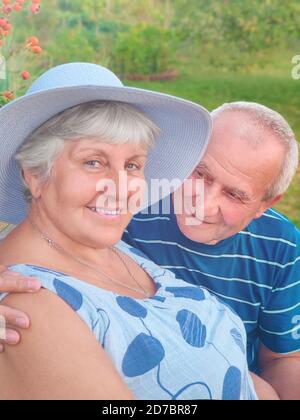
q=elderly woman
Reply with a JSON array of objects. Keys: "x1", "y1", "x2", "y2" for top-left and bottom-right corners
[{"x1": 0, "y1": 62, "x2": 257, "y2": 400}]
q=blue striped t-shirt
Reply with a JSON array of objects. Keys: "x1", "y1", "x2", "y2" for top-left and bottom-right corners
[{"x1": 123, "y1": 200, "x2": 300, "y2": 372}]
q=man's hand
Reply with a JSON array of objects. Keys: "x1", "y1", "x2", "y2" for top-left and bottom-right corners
[{"x1": 0, "y1": 264, "x2": 41, "y2": 352}]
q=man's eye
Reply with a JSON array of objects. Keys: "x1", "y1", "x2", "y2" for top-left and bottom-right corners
[
  {"x1": 227, "y1": 191, "x2": 240, "y2": 201},
  {"x1": 196, "y1": 171, "x2": 211, "y2": 184},
  {"x1": 196, "y1": 170, "x2": 204, "y2": 178}
]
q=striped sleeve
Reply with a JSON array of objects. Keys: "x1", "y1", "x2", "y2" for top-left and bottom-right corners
[{"x1": 258, "y1": 227, "x2": 300, "y2": 354}]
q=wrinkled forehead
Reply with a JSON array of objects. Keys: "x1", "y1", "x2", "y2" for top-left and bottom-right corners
[
  {"x1": 197, "y1": 125, "x2": 285, "y2": 197},
  {"x1": 59, "y1": 138, "x2": 149, "y2": 160}
]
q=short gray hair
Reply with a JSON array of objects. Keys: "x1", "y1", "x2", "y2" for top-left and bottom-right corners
[
  {"x1": 211, "y1": 101, "x2": 299, "y2": 200},
  {"x1": 16, "y1": 100, "x2": 160, "y2": 201}
]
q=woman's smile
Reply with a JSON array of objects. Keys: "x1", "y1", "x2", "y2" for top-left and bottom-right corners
[{"x1": 86, "y1": 206, "x2": 123, "y2": 221}]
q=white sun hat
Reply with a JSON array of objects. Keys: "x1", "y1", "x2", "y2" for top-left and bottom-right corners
[{"x1": 0, "y1": 62, "x2": 211, "y2": 224}]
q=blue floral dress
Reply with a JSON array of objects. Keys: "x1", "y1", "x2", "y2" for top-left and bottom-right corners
[{"x1": 1, "y1": 240, "x2": 257, "y2": 400}]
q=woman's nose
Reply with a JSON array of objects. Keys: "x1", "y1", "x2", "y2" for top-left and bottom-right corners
[{"x1": 104, "y1": 167, "x2": 132, "y2": 200}]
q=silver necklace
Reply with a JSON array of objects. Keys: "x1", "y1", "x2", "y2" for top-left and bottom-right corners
[{"x1": 28, "y1": 218, "x2": 150, "y2": 299}]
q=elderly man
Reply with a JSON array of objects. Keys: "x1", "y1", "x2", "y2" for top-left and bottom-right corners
[{"x1": 0, "y1": 101, "x2": 299, "y2": 399}]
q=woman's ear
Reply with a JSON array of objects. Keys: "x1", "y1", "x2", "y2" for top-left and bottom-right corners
[{"x1": 22, "y1": 169, "x2": 43, "y2": 199}]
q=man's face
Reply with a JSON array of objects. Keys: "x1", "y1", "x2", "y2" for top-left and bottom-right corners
[{"x1": 175, "y1": 111, "x2": 285, "y2": 245}]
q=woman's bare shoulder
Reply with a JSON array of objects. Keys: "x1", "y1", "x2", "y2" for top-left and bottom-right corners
[
  {"x1": 0, "y1": 289, "x2": 134, "y2": 400},
  {"x1": 0, "y1": 225, "x2": 29, "y2": 265}
]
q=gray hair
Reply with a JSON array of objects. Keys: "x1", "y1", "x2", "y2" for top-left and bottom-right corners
[
  {"x1": 15, "y1": 100, "x2": 160, "y2": 201},
  {"x1": 211, "y1": 101, "x2": 299, "y2": 200}
]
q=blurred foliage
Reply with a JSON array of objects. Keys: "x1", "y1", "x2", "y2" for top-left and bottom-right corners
[
  {"x1": 173, "y1": 0, "x2": 300, "y2": 71},
  {"x1": 111, "y1": 24, "x2": 178, "y2": 76},
  {"x1": 4, "y1": 0, "x2": 299, "y2": 80}
]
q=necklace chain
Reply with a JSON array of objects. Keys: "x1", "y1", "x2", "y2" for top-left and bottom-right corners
[{"x1": 28, "y1": 218, "x2": 150, "y2": 298}]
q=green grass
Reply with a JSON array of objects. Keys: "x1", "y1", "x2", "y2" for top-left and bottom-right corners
[{"x1": 127, "y1": 71, "x2": 300, "y2": 227}]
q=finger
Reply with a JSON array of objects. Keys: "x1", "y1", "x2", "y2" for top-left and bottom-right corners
[
  {"x1": 0, "y1": 305, "x2": 30, "y2": 329},
  {"x1": 0, "y1": 273, "x2": 41, "y2": 293},
  {"x1": 0, "y1": 328, "x2": 20, "y2": 345},
  {"x1": 0, "y1": 343, "x2": 4, "y2": 353},
  {"x1": 0, "y1": 264, "x2": 7, "y2": 273}
]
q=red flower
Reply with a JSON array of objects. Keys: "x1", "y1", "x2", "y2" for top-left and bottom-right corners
[
  {"x1": 29, "y1": 3, "x2": 39, "y2": 13},
  {"x1": 0, "y1": 18, "x2": 7, "y2": 27},
  {"x1": 13, "y1": 2, "x2": 22, "y2": 11},
  {"x1": 21, "y1": 70, "x2": 30, "y2": 80},
  {"x1": 27, "y1": 35, "x2": 39, "y2": 45},
  {"x1": 31, "y1": 45, "x2": 42, "y2": 54},
  {"x1": 3, "y1": 90, "x2": 14, "y2": 100},
  {"x1": 4, "y1": 21, "x2": 11, "y2": 31},
  {"x1": 2, "y1": 4, "x2": 13, "y2": 13}
]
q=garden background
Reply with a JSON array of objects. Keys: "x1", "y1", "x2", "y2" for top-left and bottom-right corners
[{"x1": 1, "y1": 0, "x2": 299, "y2": 226}]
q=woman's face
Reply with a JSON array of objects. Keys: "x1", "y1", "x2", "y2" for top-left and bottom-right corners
[{"x1": 27, "y1": 139, "x2": 148, "y2": 249}]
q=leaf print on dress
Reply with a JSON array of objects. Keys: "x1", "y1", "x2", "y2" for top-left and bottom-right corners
[
  {"x1": 230, "y1": 328, "x2": 246, "y2": 355},
  {"x1": 149, "y1": 295, "x2": 166, "y2": 303},
  {"x1": 53, "y1": 278, "x2": 83, "y2": 311},
  {"x1": 172, "y1": 381, "x2": 212, "y2": 400},
  {"x1": 93, "y1": 308, "x2": 110, "y2": 347},
  {"x1": 122, "y1": 333, "x2": 165, "y2": 377},
  {"x1": 166, "y1": 286, "x2": 205, "y2": 301},
  {"x1": 176, "y1": 309, "x2": 207, "y2": 348},
  {"x1": 222, "y1": 366, "x2": 242, "y2": 400},
  {"x1": 116, "y1": 296, "x2": 147, "y2": 318}
]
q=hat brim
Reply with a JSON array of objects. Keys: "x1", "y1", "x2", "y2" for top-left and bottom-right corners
[{"x1": 0, "y1": 85, "x2": 211, "y2": 224}]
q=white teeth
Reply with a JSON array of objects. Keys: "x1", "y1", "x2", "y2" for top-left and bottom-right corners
[{"x1": 89, "y1": 207, "x2": 121, "y2": 216}]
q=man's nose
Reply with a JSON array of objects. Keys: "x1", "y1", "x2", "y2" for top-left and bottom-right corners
[{"x1": 203, "y1": 185, "x2": 220, "y2": 217}]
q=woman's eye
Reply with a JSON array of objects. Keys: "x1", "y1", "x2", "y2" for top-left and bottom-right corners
[
  {"x1": 84, "y1": 160, "x2": 103, "y2": 168},
  {"x1": 126, "y1": 162, "x2": 141, "y2": 171}
]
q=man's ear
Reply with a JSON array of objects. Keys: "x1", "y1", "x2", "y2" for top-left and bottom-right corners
[
  {"x1": 22, "y1": 169, "x2": 42, "y2": 199},
  {"x1": 254, "y1": 194, "x2": 283, "y2": 219}
]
